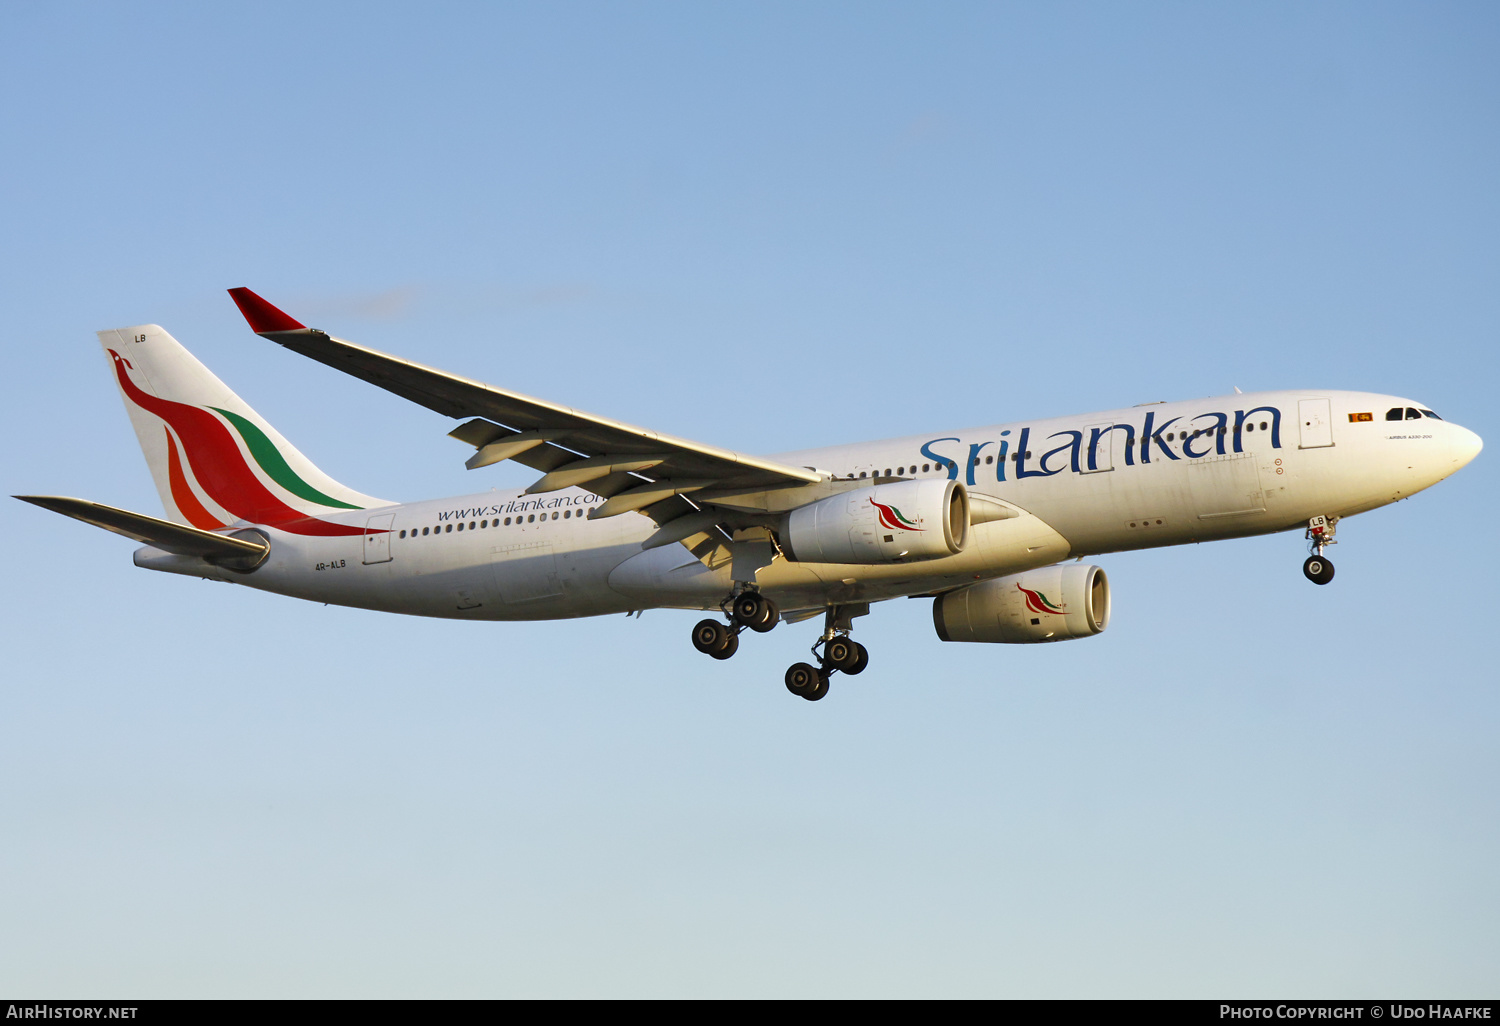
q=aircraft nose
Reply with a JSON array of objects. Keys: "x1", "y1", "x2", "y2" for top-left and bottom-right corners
[{"x1": 1449, "y1": 424, "x2": 1483, "y2": 469}]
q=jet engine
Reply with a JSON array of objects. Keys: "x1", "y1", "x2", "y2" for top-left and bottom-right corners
[
  {"x1": 933, "y1": 563, "x2": 1110, "y2": 643},
  {"x1": 781, "y1": 479, "x2": 969, "y2": 564}
]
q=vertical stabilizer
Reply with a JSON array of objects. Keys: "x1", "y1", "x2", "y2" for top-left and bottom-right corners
[{"x1": 98, "y1": 325, "x2": 390, "y2": 530}]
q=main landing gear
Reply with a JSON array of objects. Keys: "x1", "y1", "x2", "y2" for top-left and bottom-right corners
[
  {"x1": 689, "y1": 590, "x2": 780, "y2": 661},
  {"x1": 688, "y1": 595, "x2": 871, "y2": 703},
  {"x1": 1302, "y1": 515, "x2": 1338, "y2": 585},
  {"x1": 783, "y1": 605, "x2": 870, "y2": 703}
]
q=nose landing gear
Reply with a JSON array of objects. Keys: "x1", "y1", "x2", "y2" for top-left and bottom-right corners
[{"x1": 1302, "y1": 515, "x2": 1338, "y2": 585}]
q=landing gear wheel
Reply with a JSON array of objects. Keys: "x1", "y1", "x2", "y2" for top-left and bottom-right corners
[
  {"x1": 785, "y1": 662, "x2": 822, "y2": 698},
  {"x1": 733, "y1": 593, "x2": 780, "y2": 633},
  {"x1": 692, "y1": 619, "x2": 736, "y2": 658},
  {"x1": 845, "y1": 642, "x2": 869, "y2": 676},
  {"x1": 825, "y1": 638, "x2": 859, "y2": 672},
  {"x1": 749, "y1": 596, "x2": 780, "y2": 633},
  {"x1": 1302, "y1": 556, "x2": 1335, "y2": 585},
  {"x1": 805, "y1": 674, "x2": 830, "y2": 702}
]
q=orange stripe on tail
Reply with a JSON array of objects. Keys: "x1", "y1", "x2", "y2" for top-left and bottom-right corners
[{"x1": 165, "y1": 428, "x2": 226, "y2": 530}]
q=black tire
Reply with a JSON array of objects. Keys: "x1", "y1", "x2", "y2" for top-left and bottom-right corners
[
  {"x1": 805, "y1": 673, "x2": 830, "y2": 702},
  {"x1": 825, "y1": 638, "x2": 858, "y2": 672},
  {"x1": 712, "y1": 631, "x2": 739, "y2": 660},
  {"x1": 732, "y1": 593, "x2": 766, "y2": 628},
  {"x1": 785, "y1": 662, "x2": 820, "y2": 696},
  {"x1": 748, "y1": 596, "x2": 781, "y2": 634},
  {"x1": 845, "y1": 642, "x2": 869, "y2": 676},
  {"x1": 692, "y1": 619, "x2": 730, "y2": 656},
  {"x1": 1302, "y1": 556, "x2": 1335, "y2": 585}
]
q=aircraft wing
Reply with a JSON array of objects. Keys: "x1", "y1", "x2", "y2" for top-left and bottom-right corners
[{"x1": 228, "y1": 288, "x2": 821, "y2": 521}]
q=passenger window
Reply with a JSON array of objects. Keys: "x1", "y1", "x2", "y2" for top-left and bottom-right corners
[
  {"x1": 1406, "y1": 408, "x2": 1422, "y2": 420},
  {"x1": 528, "y1": 515, "x2": 535, "y2": 523},
  {"x1": 985, "y1": 455, "x2": 993, "y2": 464},
  {"x1": 422, "y1": 527, "x2": 429, "y2": 536},
  {"x1": 399, "y1": 530, "x2": 406, "y2": 539},
  {"x1": 1386, "y1": 408, "x2": 1404, "y2": 421},
  {"x1": 1260, "y1": 422, "x2": 1267, "y2": 430},
  {"x1": 909, "y1": 466, "x2": 917, "y2": 474},
  {"x1": 884, "y1": 468, "x2": 891, "y2": 476},
  {"x1": 446, "y1": 524, "x2": 453, "y2": 533},
  {"x1": 922, "y1": 464, "x2": 930, "y2": 472},
  {"x1": 552, "y1": 512, "x2": 559, "y2": 520}
]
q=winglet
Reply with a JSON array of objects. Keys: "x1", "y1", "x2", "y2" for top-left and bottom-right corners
[{"x1": 227, "y1": 287, "x2": 306, "y2": 333}]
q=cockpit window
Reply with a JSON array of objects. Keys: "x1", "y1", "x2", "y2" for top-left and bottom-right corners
[
  {"x1": 1386, "y1": 407, "x2": 1404, "y2": 421},
  {"x1": 1421, "y1": 409, "x2": 1442, "y2": 420},
  {"x1": 1406, "y1": 408, "x2": 1422, "y2": 420}
]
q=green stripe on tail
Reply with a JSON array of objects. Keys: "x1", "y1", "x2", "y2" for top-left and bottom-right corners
[{"x1": 211, "y1": 407, "x2": 364, "y2": 510}]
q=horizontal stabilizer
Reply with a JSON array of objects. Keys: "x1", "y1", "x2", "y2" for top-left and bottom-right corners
[{"x1": 15, "y1": 495, "x2": 269, "y2": 566}]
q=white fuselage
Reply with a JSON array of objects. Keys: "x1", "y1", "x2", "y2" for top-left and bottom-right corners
[{"x1": 139, "y1": 389, "x2": 1481, "y2": 620}]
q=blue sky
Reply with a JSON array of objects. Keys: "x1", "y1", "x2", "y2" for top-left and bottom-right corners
[{"x1": 2, "y1": 2, "x2": 1496, "y2": 997}]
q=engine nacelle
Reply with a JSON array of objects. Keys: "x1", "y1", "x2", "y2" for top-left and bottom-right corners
[
  {"x1": 933, "y1": 563, "x2": 1110, "y2": 643},
  {"x1": 781, "y1": 479, "x2": 969, "y2": 564}
]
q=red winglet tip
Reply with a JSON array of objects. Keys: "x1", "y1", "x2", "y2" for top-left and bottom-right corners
[{"x1": 227, "y1": 287, "x2": 306, "y2": 333}]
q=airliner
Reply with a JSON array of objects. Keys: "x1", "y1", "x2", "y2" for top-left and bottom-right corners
[{"x1": 17, "y1": 289, "x2": 1483, "y2": 701}]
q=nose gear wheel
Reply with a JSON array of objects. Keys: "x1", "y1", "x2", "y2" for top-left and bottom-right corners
[
  {"x1": 1302, "y1": 556, "x2": 1334, "y2": 585},
  {"x1": 1302, "y1": 515, "x2": 1339, "y2": 585}
]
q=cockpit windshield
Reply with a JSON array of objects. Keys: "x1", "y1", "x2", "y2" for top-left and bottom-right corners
[{"x1": 1387, "y1": 406, "x2": 1443, "y2": 421}]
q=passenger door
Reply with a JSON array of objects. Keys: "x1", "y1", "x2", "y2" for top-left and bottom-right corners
[
  {"x1": 1298, "y1": 398, "x2": 1334, "y2": 449},
  {"x1": 362, "y1": 512, "x2": 395, "y2": 564}
]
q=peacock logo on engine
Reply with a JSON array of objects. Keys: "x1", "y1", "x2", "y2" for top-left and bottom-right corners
[{"x1": 870, "y1": 498, "x2": 923, "y2": 532}]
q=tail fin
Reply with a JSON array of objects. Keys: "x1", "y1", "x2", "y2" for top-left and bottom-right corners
[{"x1": 98, "y1": 324, "x2": 390, "y2": 532}]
